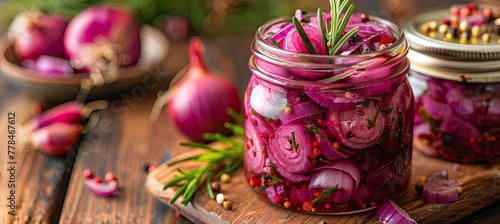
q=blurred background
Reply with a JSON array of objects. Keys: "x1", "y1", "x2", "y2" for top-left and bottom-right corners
[{"x1": 1, "y1": 0, "x2": 499, "y2": 113}]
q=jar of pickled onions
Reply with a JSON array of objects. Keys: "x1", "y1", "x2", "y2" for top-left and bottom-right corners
[
  {"x1": 404, "y1": 4, "x2": 500, "y2": 163},
  {"x1": 244, "y1": 11, "x2": 413, "y2": 214}
]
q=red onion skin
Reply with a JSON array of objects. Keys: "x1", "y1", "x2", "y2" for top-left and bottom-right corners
[
  {"x1": 167, "y1": 37, "x2": 241, "y2": 142},
  {"x1": 63, "y1": 4, "x2": 141, "y2": 69},
  {"x1": 14, "y1": 13, "x2": 68, "y2": 60},
  {"x1": 28, "y1": 102, "x2": 83, "y2": 131},
  {"x1": 30, "y1": 123, "x2": 81, "y2": 155}
]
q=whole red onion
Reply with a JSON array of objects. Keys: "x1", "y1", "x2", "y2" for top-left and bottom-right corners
[
  {"x1": 63, "y1": 4, "x2": 141, "y2": 74},
  {"x1": 167, "y1": 37, "x2": 241, "y2": 142},
  {"x1": 12, "y1": 12, "x2": 68, "y2": 60}
]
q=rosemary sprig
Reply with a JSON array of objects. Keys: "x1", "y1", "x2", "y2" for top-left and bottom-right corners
[
  {"x1": 317, "y1": 8, "x2": 329, "y2": 52},
  {"x1": 312, "y1": 185, "x2": 339, "y2": 203},
  {"x1": 326, "y1": 0, "x2": 360, "y2": 55},
  {"x1": 163, "y1": 111, "x2": 244, "y2": 206},
  {"x1": 304, "y1": 127, "x2": 327, "y2": 142},
  {"x1": 291, "y1": 131, "x2": 300, "y2": 152}
]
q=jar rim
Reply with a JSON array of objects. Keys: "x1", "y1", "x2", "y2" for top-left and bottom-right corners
[
  {"x1": 250, "y1": 12, "x2": 409, "y2": 90},
  {"x1": 403, "y1": 5, "x2": 500, "y2": 61},
  {"x1": 254, "y1": 13, "x2": 407, "y2": 62}
]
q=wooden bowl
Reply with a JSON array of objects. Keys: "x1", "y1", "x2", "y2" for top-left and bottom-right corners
[{"x1": 0, "y1": 25, "x2": 169, "y2": 103}]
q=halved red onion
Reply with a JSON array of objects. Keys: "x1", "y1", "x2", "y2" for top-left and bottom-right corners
[
  {"x1": 422, "y1": 170, "x2": 461, "y2": 203},
  {"x1": 376, "y1": 199, "x2": 416, "y2": 224},
  {"x1": 250, "y1": 83, "x2": 288, "y2": 119},
  {"x1": 84, "y1": 179, "x2": 118, "y2": 197},
  {"x1": 327, "y1": 100, "x2": 385, "y2": 150},
  {"x1": 268, "y1": 122, "x2": 315, "y2": 174},
  {"x1": 439, "y1": 116, "x2": 480, "y2": 139},
  {"x1": 279, "y1": 101, "x2": 325, "y2": 125},
  {"x1": 244, "y1": 119, "x2": 266, "y2": 175},
  {"x1": 313, "y1": 159, "x2": 361, "y2": 188},
  {"x1": 352, "y1": 184, "x2": 369, "y2": 201},
  {"x1": 309, "y1": 169, "x2": 354, "y2": 193},
  {"x1": 317, "y1": 129, "x2": 349, "y2": 161}
]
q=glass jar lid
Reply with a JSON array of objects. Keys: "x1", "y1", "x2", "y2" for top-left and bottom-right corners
[{"x1": 404, "y1": 5, "x2": 500, "y2": 82}]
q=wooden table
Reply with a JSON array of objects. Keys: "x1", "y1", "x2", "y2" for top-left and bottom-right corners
[{"x1": 0, "y1": 32, "x2": 499, "y2": 224}]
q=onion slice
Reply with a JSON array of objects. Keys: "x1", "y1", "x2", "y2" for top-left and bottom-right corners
[
  {"x1": 422, "y1": 170, "x2": 462, "y2": 203},
  {"x1": 268, "y1": 122, "x2": 315, "y2": 174},
  {"x1": 84, "y1": 179, "x2": 118, "y2": 197},
  {"x1": 244, "y1": 119, "x2": 266, "y2": 175},
  {"x1": 327, "y1": 99, "x2": 385, "y2": 150},
  {"x1": 279, "y1": 101, "x2": 326, "y2": 125},
  {"x1": 250, "y1": 83, "x2": 288, "y2": 119},
  {"x1": 313, "y1": 159, "x2": 361, "y2": 188},
  {"x1": 308, "y1": 169, "x2": 354, "y2": 193},
  {"x1": 317, "y1": 129, "x2": 349, "y2": 161},
  {"x1": 376, "y1": 199, "x2": 416, "y2": 224}
]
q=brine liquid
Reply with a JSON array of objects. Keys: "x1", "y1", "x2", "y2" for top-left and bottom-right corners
[
  {"x1": 243, "y1": 76, "x2": 414, "y2": 214},
  {"x1": 413, "y1": 78, "x2": 500, "y2": 163}
]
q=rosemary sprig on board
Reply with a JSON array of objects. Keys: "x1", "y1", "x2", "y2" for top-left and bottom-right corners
[{"x1": 164, "y1": 110, "x2": 244, "y2": 206}]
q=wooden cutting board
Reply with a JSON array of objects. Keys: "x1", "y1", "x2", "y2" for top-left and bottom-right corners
[{"x1": 145, "y1": 149, "x2": 500, "y2": 224}]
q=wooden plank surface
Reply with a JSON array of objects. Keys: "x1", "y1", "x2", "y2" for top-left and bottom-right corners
[
  {"x1": 146, "y1": 149, "x2": 500, "y2": 224},
  {"x1": 0, "y1": 77, "x2": 75, "y2": 224}
]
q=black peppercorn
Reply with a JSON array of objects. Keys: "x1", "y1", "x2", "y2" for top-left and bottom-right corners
[{"x1": 349, "y1": 33, "x2": 360, "y2": 43}]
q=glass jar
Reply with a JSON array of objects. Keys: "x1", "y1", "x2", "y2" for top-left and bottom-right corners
[
  {"x1": 404, "y1": 5, "x2": 500, "y2": 163},
  {"x1": 244, "y1": 14, "x2": 413, "y2": 214}
]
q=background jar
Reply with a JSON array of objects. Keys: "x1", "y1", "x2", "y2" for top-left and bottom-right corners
[
  {"x1": 244, "y1": 13, "x2": 413, "y2": 214},
  {"x1": 404, "y1": 5, "x2": 500, "y2": 163}
]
